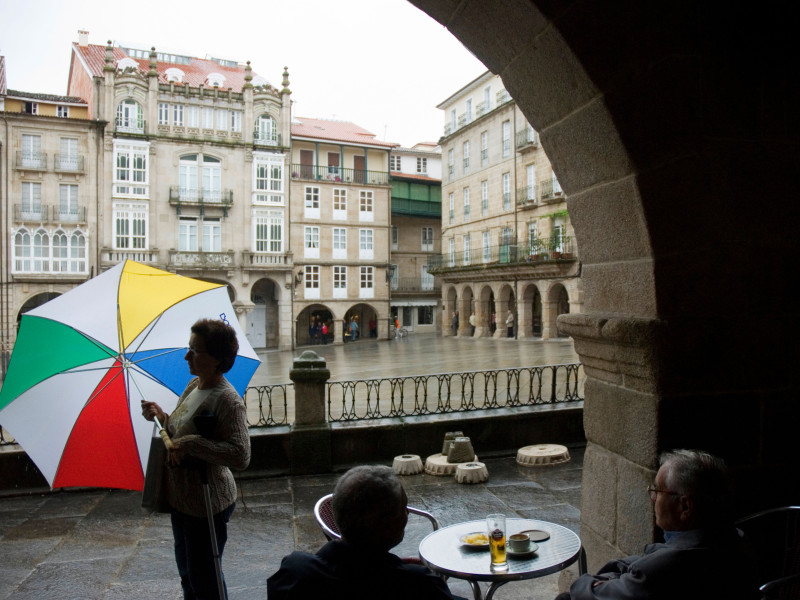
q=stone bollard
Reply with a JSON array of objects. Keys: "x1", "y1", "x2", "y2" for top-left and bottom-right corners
[{"x1": 289, "y1": 350, "x2": 331, "y2": 474}]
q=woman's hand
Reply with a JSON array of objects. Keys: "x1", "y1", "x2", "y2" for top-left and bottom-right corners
[{"x1": 141, "y1": 400, "x2": 166, "y2": 424}]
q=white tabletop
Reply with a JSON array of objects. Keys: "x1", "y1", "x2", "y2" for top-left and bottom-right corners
[{"x1": 418, "y1": 518, "x2": 581, "y2": 583}]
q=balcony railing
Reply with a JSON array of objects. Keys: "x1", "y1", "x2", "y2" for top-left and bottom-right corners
[
  {"x1": 242, "y1": 250, "x2": 293, "y2": 267},
  {"x1": 254, "y1": 131, "x2": 282, "y2": 147},
  {"x1": 390, "y1": 197, "x2": 441, "y2": 217},
  {"x1": 290, "y1": 164, "x2": 389, "y2": 186},
  {"x1": 516, "y1": 128, "x2": 540, "y2": 149},
  {"x1": 169, "y1": 249, "x2": 236, "y2": 269},
  {"x1": 517, "y1": 186, "x2": 538, "y2": 207},
  {"x1": 15, "y1": 151, "x2": 47, "y2": 170},
  {"x1": 428, "y1": 236, "x2": 576, "y2": 271},
  {"x1": 390, "y1": 277, "x2": 440, "y2": 293},
  {"x1": 540, "y1": 178, "x2": 564, "y2": 202},
  {"x1": 14, "y1": 204, "x2": 48, "y2": 222},
  {"x1": 54, "y1": 154, "x2": 85, "y2": 173},
  {"x1": 168, "y1": 186, "x2": 233, "y2": 215},
  {"x1": 116, "y1": 119, "x2": 146, "y2": 134},
  {"x1": 56, "y1": 206, "x2": 87, "y2": 223}
]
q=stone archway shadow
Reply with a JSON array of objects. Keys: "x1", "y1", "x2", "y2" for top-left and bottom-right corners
[{"x1": 410, "y1": 0, "x2": 800, "y2": 570}]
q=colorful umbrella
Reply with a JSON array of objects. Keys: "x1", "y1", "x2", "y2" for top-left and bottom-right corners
[{"x1": 0, "y1": 260, "x2": 260, "y2": 491}]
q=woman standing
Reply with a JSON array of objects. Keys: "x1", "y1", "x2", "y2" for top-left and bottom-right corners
[
  {"x1": 506, "y1": 310, "x2": 515, "y2": 338},
  {"x1": 142, "y1": 318, "x2": 250, "y2": 600}
]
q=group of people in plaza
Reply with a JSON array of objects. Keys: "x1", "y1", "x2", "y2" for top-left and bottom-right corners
[{"x1": 307, "y1": 316, "x2": 330, "y2": 345}]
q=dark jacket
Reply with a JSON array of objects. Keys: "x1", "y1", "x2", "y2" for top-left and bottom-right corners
[
  {"x1": 267, "y1": 540, "x2": 453, "y2": 600},
  {"x1": 569, "y1": 526, "x2": 757, "y2": 600}
]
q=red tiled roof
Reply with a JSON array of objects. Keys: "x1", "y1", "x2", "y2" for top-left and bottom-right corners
[
  {"x1": 72, "y1": 44, "x2": 264, "y2": 93},
  {"x1": 292, "y1": 117, "x2": 398, "y2": 148},
  {"x1": 390, "y1": 171, "x2": 441, "y2": 183}
]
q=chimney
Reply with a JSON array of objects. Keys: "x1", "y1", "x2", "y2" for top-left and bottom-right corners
[{"x1": 78, "y1": 30, "x2": 89, "y2": 47}]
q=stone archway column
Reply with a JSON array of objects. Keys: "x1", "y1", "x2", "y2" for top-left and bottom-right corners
[
  {"x1": 518, "y1": 295, "x2": 531, "y2": 339},
  {"x1": 232, "y1": 300, "x2": 254, "y2": 333},
  {"x1": 540, "y1": 300, "x2": 557, "y2": 339},
  {"x1": 558, "y1": 313, "x2": 661, "y2": 567}
]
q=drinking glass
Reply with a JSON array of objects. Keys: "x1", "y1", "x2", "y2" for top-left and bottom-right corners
[{"x1": 486, "y1": 513, "x2": 508, "y2": 571}]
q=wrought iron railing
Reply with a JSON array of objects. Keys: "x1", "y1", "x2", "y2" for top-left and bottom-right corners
[
  {"x1": 54, "y1": 154, "x2": 85, "y2": 172},
  {"x1": 290, "y1": 164, "x2": 389, "y2": 186},
  {"x1": 428, "y1": 236, "x2": 576, "y2": 270},
  {"x1": 15, "y1": 151, "x2": 47, "y2": 170},
  {"x1": 327, "y1": 363, "x2": 583, "y2": 422},
  {"x1": 1, "y1": 364, "x2": 582, "y2": 444}
]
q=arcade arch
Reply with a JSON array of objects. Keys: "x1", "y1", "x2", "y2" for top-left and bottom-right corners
[{"x1": 247, "y1": 278, "x2": 281, "y2": 349}]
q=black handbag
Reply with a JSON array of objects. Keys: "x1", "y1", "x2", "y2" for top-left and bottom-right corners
[{"x1": 141, "y1": 434, "x2": 170, "y2": 513}]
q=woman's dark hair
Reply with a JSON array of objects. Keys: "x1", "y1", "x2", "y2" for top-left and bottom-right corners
[{"x1": 191, "y1": 318, "x2": 239, "y2": 373}]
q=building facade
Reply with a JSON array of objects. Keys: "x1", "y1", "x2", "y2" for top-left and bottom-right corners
[
  {"x1": 63, "y1": 33, "x2": 294, "y2": 350},
  {"x1": 433, "y1": 71, "x2": 582, "y2": 339},
  {"x1": 289, "y1": 117, "x2": 395, "y2": 345},
  {"x1": 389, "y1": 142, "x2": 442, "y2": 333},
  {"x1": 1, "y1": 55, "x2": 104, "y2": 369}
]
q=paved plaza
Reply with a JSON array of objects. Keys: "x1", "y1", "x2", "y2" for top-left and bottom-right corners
[
  {"x1": 0, "y1": 450, "x2": 584, "y2": 600},
  {"x1": 251, "y1": 332, "x2": 580, "y2": 385}
]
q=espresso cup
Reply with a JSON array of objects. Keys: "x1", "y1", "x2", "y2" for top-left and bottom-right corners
[{"x1": 508, "y1": 533, "x2": 531, "y2": 552}]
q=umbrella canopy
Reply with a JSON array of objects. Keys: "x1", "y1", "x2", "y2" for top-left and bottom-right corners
[{"x1": 0, "y1": 260, "x2": 260, "y2": 491}]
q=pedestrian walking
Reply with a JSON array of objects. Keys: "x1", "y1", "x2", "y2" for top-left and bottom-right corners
[{"x1": 506, "y1": 310, "x2": 514, "y2": 338}]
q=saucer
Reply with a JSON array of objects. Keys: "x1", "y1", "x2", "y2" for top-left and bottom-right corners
[
  {"x1": 521, "y1": 529, "x2": 551, "y2": 542},
  {"x1": 507, "y1": 542, "x2": 538, "y2": 557}
]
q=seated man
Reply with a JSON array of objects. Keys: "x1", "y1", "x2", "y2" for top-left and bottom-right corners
[
  {"x1": 557, "y1": 449, "x2": 757, "y2": 600},
  {"x1": 267, "y1": 465, "x2": 454, "y2": 600}
]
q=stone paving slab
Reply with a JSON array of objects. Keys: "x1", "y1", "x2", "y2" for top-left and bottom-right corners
[{"x1": 0, "y1": 449, "x2": 583, "y2": 600}]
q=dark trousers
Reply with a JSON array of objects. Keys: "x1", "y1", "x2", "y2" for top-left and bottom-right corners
[{"x1": 171, "y1": 503, "x2": 235, "y2": 600}]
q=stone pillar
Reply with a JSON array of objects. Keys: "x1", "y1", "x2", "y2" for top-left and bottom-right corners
[
  {"x1": 540, "y1": 300, "x2": 556, "y2": 339},
  {"x1": 288, "y1": 350, "x2": 331, "y2": 474}
]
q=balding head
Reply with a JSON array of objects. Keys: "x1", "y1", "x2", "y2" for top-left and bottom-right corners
[{"x1": 332, "y1": 465, "x2": 408, "y2": 551}]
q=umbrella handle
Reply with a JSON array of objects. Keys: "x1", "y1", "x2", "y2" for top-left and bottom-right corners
[
  {"x1": 153, "y1": 416, "x2": 174, "y2": 451},
  {"x1": 159, "y1": 428, "x2": 174, "y2": 451}
]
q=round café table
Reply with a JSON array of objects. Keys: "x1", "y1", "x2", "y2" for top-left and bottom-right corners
[{"x1": 418, "y1": 518, "x2": 582, "y2": 600}]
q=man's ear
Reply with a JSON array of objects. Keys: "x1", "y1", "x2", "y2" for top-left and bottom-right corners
[{"x1": 678, "y1": 495, "x2": 694, "y2": 522}]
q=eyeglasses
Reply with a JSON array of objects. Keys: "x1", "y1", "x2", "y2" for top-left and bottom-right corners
[{"x1": 646, "y1": 485, "x2": 681, "y2": 501}]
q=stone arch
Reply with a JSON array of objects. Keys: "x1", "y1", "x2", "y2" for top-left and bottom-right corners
[
  {"x1": 496, "y1": 283, "x2": 516, "y2": 338},
  {"x1": 17, "y1": 292, "x2": 60, "y2": 329},
  {"x1": 521, "y1": 282, "x2": 543, "y2": 338},
  {"x1": 459, "y1": 285, "x2": 475, "y2": 336},
  {"x1": 444, "y1": 285, "x2": 458, "y2": 336},
  {"x1": 477, "y1": 284, "x2": 496, "y2": 337},
  {"x1": 343, "y1": 303, "x2": 378, "y2": 342},
  {"x1": 297, "y1": 303, "x2": 334, "y2": 346},
  {"x1": 545, "y1": 282, "x2": 570, "y2": 339},
  {"x1": 248, "y1": 278, "x2": 281, "y2": 349},
  {"x1": 411, "y1": 0, "x2": 799, "y2": 569}
]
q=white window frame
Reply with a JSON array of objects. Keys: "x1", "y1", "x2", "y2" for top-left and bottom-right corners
[
  {"x1": 173, "y1": 104, "x2": 184, "y2": 126},
  {"x1": 253, "y1": 153, "x2": 284, "y2": 204},
  {"x1": 113, "y1": 140, "x2": 150, "y2": 198},
  {"x1": 390, "y1": 155, "x2": 401, "y2": 171},
  {"x1": 416, "y1": 157, "x2": 427, "y2": 174},
  {"x1": 359, "y1": 228, "x2": 374, "y2": 260},
  {"x1": 57, "y1": 106, "x2": 69, "y2": 118},
  {"x1": 21, "y1": 134, "x2": 42, "y2": 168},
  {"x1": 333, "y1": 266, "x2": 347, "y2": 299},
  {"x1": 203, "y1": 218, "x2": 221, "y2": 252},
  {"x1": 216, "y1": 108, "x2": 228, "y2": 131},
  {"x1": 21, "y1": 182, "x2": 42, "y2": 219},
  {"x1": 448, "y1": 238, "x2": 455, "y2": 267},
  {"x1": 463, "y1": 233, "x2": 471, "y2": 266},
  {"x1": 305, "y1": 265, "x2": 320, "y2": 299},
  {"x1": 158, "y1": 104, "x2": 170, "y2": 125},
  {"x1": 230, "y1": 111, "x2": 242, "y2": 133},
  {"x1": 448, "y1": 149, "x2": 454, "y2": 181},
  {"x1": 333, "y1": 227, "x2": 347, "y2": 259},
  {"x1": 502, "y1": 120, "x2": 511, "y2": 157},
  {"x1": 304, "y1": 226, "x2": 320, "y2": 258},
  {"x1": 481, "y1": 131, "x2": 489, "y2": 166},
  {"x1": 359, "y1": 266, "x2": 374, "y2": 298},
  {"x1": 421, "y1": 264, "x2": 434, "y2": 291},
  {"x1": 59, "y1": 184, "x2": 79, "y2": 221},
  {"x1": 202, "y1": 107, "x2": 214, "y2": 129},
  {"x1": 305, "y1": 186, "x2": 320, "y2": 219},
  {"x1": 449, "y1": 192, "x2": 455, "y2": 224},
  {"x1": 481, "y1": 180, "x2": 489, "y2": 216},
  {"x1": 113, "y1": 201, "x2": 148, "y2": 250},
  {"x1": 502, "y1": 172, "x2": 511, "y2": 210},
  {"x1": 253, "y1": 208, "x2": 283, "y2": 253},
  {"x1": 422, "y1": 226, "x2": 433, "y2": 252},
  {"x1": 116, "y1": 99, "x2": 144, "y2": 133},
  {"x1": 179, "y1": 217, "x2": 199, "y2": 251},
  {"x1": 59, "y1": 137, "x2": 79, "y2": 171},
  {"x1": 358, "y1": 190, "x2": 373, "y2": 222},
  {"x1": 463, "y1": 187, "x2": 470, "y2": 220},
  {"x1": 333, "y1": 188, "x2": 347, "y2": 220},
  {"x1": 255, "y1": 114, "x2": 278, "y2": 144},
  {"x1": 483, "y1": 231, "x2": 491, "y2": 263},
  {"x1": 187, "y1": 105, "x2": 200, "y2": 128},
  {"x1": 463, "y1": 140, "x2": 470, "y2": 173}
]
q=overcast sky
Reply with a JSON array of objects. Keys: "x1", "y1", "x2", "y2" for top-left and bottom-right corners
[{"x1": 0, "y1": 0, "x2": 487, "y2": 148}]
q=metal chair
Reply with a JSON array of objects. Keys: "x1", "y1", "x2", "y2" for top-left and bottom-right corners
[
  {"x1": 736, "y1": 506, "x2": 800, "y2": 599},
  {"x1": 313, "y1": 493, "x2": 439, "y2": 564}
]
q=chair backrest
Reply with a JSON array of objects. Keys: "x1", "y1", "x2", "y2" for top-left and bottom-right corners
[
  {"x1": 313, "y1": 492, "x2": 440, "y2": 543},
  {"x1": 736, "y1": 506, "x2": 800, "y2": 599}
]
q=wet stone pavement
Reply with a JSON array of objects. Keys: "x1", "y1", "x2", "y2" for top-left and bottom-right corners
[{"x1": 0, "y1": 449, "x2": 584, "y2": 600}]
